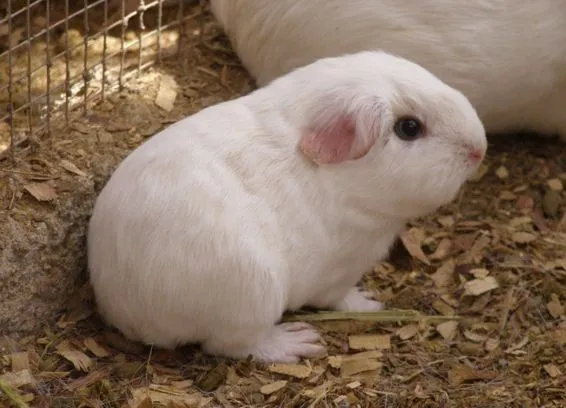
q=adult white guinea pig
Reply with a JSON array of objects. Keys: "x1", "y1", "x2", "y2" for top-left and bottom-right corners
[
  {"x1": 210, "y1": 0, "x2": 566, "y2": 140},
  {"x1": 87, "y1": 51, "x2": 486, "y2": 363}
]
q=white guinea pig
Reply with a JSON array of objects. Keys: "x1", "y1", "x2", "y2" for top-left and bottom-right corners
[
  {"x1": 87, "y1": 51, "x2": 486, "y2": 363},
  {"x1": 210, "y1": 0, "x2": 566, "y2": 140}
]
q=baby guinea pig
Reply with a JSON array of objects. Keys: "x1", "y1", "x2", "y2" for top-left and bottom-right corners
[{"x1": 87, "y1": 51, "x2": 487, "y2": 363}]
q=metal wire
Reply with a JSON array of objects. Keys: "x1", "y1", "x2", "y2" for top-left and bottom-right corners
[
  {"x1": 45, "y1": 0, "x2": 52, "y2": 139},
  {"x1": 26, "y1": 0, "x2": 33, "y2": 140},
  {"x1": 6, "y1": 0, "x2": 14, "y2": 163},
  {"x1": 64, "y1": 0, "x2": 70, "y2": 122},
  {"x1": 82, "y1": 0, "x2": 89, "y2": 115},
  {"x1": 1, "y1": 0, "x2": 193, "y2": 164}
]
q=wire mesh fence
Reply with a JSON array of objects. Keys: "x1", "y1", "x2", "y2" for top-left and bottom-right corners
[{"x1": 0, "y1": 0, "x2": 200, "y2": 164}]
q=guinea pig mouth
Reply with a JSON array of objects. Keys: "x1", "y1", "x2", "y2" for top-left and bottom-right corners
[
  {"x1": 468, "y1": 148, "x2": 485, "y2": 162},
  {"x1": 461, "y1": 144, "x2": 486, "y2": 167}
]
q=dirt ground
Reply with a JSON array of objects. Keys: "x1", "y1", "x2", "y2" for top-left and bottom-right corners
[
  {"x1": 1, "y1": 3, "x2": 566, "y2": 408},
  {"x1": 0, "y1": 0, "x2": 201, "y2": 335}
]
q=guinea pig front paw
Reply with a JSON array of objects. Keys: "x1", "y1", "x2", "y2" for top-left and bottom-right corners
[{"x1": 335, "y1": 287, "x2": 384, "y2": 312}]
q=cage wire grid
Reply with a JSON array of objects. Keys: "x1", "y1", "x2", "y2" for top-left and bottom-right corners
[{"x1": 0, "y1": 0, "x2": 201, "y2": 164}]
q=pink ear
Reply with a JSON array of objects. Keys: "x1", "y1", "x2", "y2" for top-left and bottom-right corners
[{"x1": 299, "y1": 113, "x2": 375, "y2": 165}]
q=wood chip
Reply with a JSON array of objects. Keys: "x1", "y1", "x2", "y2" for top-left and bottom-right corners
[
  {"x1": 505, "y1": 336, "x2": 529, "y2": 354},
  {"x1": 511, "y1": 232, "x2": 537, "y2": 244},
  {"x1": 128, "y1": 394, "x2": 153, "y2": 408},
  {"x1": 514, "y1": 183, "x2": 528, "y2": 192},
  {"x1": 154, "y1": 74, "x2": 178, "y2": 112},
  {"x1": 554, "y1": 329, "x2": 566, "y2": 345},
  {"x1": 463, "y1": 330, "x2": 488, "y2": 343},
  {"x1": 329, "y1": 350, "x2": 383, "y2": 370},
  {"x1": 400, "y1": 227, "x2": 430, "y2": 265},
  {"x1": 429, "y1": 238, "x2": 453, "y2": 261},
  {"x1": 55, "y1": 342, "x2": 93, "y2": 373},
  {"x1": 225, "y1": 367, "x2": 240, "y2": 386},
  {"x1": 170, "y1": 380, "x2": 194, "y2": 390},
  {"x1": 97, "y1": 129, "x2": 114, "y2": 143},
  {"x1": 430, "y1": 260, "x2": 455, "y2": 289},
  {"x1": 495, "y1": 165, "x2": 509, "y2": 179},
  {"x1": 547, "y1": 178, "x2": 564, "y2": 191},
  {"x1": 547, "y1": 295, "x2": 565, "y2": 318},
  {"x1": 0, "y1": 369, "x2": 35, "y2": 388},
  {"x1": 436, "y1": 321, "x2": 458, "y2": 340},
  {"x1": 346, "y1": 392, "x2": 359, "y2": 404},
  {"x1": 485, "y1": 338, "x2": 499, "y2": 352},
  {"x1": 302, "y1": 382, "x2": 331, "y2": 399},
  {"x1": 260, "y1": 380, "x2": 287, "y2": 395},
  {"x1": 440, "y1": 294, "x2": 459, "y2": 307},
  {"x1": 498, "y1": 287, "x2": 515, "y2": 333},
  {"x1": 448, "y1": 364, "x2": 498, "y2": 386},
  {"x1": 396, "y1": 324, "x2": 419, "y2": 340},
  {"x1": 346, "y1": 381, "x2": 362, "y2": 389},
  {"x1": 268, "y1": 363, "x2": 312, "y2": 379},
  {"x1": 60, "y1": 159, "x2": 87, "y2": 177},
  {"x1": 463, "y1": 234, "x2": 491, "y2": 264},
  {"x1": 470, "y1": 268, "x2": 490, "y2": 279},
  {"x1": 10, "y1": 352, "x2": 30, "y2": 372},
  {"x1": 340, "y1": 358, "x2": 382, "y2": 377},
  {"x1": 84, "y1": 337, "x2": 111, "y2": 358},
  {"x1": 413, "y1": 383, "x2": 427, "y2": 398},
  {"x1": 509, "y1": 216, "x2": 532, "y2": 228},
  {"x1": 348, "y1": 334, "x2": 391, "y2": 350},
  {"x1": 57, "y1": 349, "x2": 93, "y2": 372},
  {"x1": 454, "y1": 233, "x2": 480, "y2": 251},
  {"x1": 346, "y1": 350, "x2": 383, "y2": 360},
  {"x1": 398, "y1": 369, "x2": 425, "y2": 383},
  {"x1": 467, "y1": 293, "x2": 492, "y2": 313},
  {"x1": 327, "y1": 356, "x2": 342, "y2": 370},
  {"x1": 464, "y1": 276, "x2": 499, "y2": 296},
  {"x1": 556, "y1": 258, "x2": 566, "y2": 270},
  {"x1": 543, "y1": 363, "x2": 562, "y2": 378},
  {"x1": 469, "y1": 163, "x2": 488, "y2": 182},
  {"x1": 499, "y1": 191, "x2": 517, "y2": 200},
  {"x1": 437, "y1": 216, "x2": 455, "y2": 228},
  {"x1": 23, "y1": 182, "x2": 57, "y2": 201},
  {"x1": 196, "y1": 364, "x2": 227, "y2": 392},
  {"x1": 0, "y1": 23, "x2": 9, "y2": 36},
  {"x1": 542, "y1": 190, "x2": 562, "y2": 218},
  {"x1": 129, "y1": 385, "x2": 211, "y2": 408},
  {"x1": 431, "y1": 299, "x2": 455, "y2": 316},
  {"x1": 66, "y1": 369, "x2": 108, "y2": 392}
]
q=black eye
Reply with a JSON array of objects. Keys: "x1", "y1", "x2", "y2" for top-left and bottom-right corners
[{"x1": 394, "y1": 117, "x2": 423, "y2": 141}]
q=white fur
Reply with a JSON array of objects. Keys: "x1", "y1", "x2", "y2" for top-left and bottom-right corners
[
  {"x1": 210, "y1": 0, "x2": 566, "y2": 139},
  {"x1": 87, "y1": 51, "x2": 487, "y2": 363}
]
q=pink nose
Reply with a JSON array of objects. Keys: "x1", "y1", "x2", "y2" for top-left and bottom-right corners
[{"x1": 468, "y1": 148, "x2": 484, "y2": 162}]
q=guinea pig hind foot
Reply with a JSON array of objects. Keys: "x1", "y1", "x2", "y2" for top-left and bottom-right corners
[{"x1": 201, "y1": 322, "x2": 326, "y2": 363}]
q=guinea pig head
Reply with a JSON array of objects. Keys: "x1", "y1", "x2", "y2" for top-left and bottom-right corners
[{"x1": 295, "y1": 52, "x2": 488, "y2": 219}]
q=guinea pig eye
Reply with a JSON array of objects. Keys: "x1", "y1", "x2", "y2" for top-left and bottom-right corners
[{"x1": 394, "y1": 117, "x2": 423, "y2": 141}]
